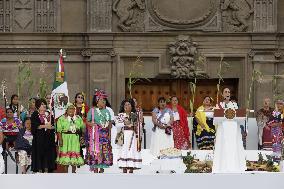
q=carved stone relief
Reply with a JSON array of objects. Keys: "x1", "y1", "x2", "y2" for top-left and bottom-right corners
[
  {"x1": 145, "y1": 0, "x2": 221, "y2": 31},
  {"x1": 0, "y1": 0, "x2": 57, "y2": 32},
  {"x1": 14, "y1": 0, "x2": 33, "y2": 32},
  {"x1": 88, "y1": 0, "x2": 112, "y2": 32},
  {"x1": 168, "y1": 35, "x2": 206, "y2": 79},
  {"x1": 35, "y1": 0, "x2": 57, "y2": 32},
  {"x1": 0, "y1": 0, "x2": 13, "y2": 32},
  {"x1": 253, "y1": 0, "x2": 277, "y2": 32},
  {"x1": 112, "y1": 0, "x2": 146, "y2": 32},
  {"x1": 221, "y1": 0, "x2": 254, "y2": 32}
]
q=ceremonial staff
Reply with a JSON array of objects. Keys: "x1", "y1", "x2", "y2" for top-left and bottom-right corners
[{"x1": 1, "y1": 80, "x2": 8, "y2": 109}]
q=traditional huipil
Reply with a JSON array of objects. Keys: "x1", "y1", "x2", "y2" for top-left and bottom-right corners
[
  {"x1": 86, "y1": 107, "x2": 113, "y2": 171},
  {"x1": 168, "y1": 104, "x2": 190, "y2": 150},
  {"x1": 116, "y1": 112, "x2": 142, "y2": 170},
  {"x1": 150, "y1": 107, "x2": 174, "y2": 157},
  {"x1": 194, "y1": 106, "x2": 215, "y2": 150},
  {"x1": 56, "y1": 111, "x2": 85, "y2": 166},
  {"x1": 212, "y1": 101, "x2": 247, "y2": 173},
  {"x1": 267, "y1": 110, "x2": 283, "y2": 161},
  {"x1": 0, "y1": 117, "x2": 21, "y2": 145},
  {"x1": 256, "y1": 107, "x2": 274, "y2": 150}
]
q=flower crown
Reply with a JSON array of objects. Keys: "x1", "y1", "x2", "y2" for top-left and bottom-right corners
[{"x1": 94, "y1": 89, "x2": 108, "y2": 101}]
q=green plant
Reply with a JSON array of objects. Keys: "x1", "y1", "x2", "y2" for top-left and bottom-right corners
[
  {"x1": 16, "y1": 60, "x2": 34, "y2": 108},
  {"x1": 188, "y1": 55, "x2": 207, "y2": 114},
  {"x1": 247, "y1": 69, "x2": 263, "y2": 116},
  {"x1": 127, "y1": 56, "x2": 151, "y2": 98},
  {"x1": 216, "y1": 55, "x2": 230, "y2": 104}
]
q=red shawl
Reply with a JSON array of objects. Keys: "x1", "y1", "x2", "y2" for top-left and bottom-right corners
[
  {"x1": 168, "y1": 104, "x2": 190, "y2": 139},
  {"x1": 0, "y1": 107, "x2": 5, "y2": 121}
]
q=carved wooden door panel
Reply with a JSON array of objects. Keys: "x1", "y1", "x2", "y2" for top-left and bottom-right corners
[{"x1": 126, "y1": 79, "x2": 238, "y2": 114}]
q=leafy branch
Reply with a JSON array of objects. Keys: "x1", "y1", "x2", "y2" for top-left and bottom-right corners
[
  {"x1": 38, "y1": 62, "x2": 51, "y2": 98},
  {"x1": 188, "y1": 55, "x2": 207, "y2": 114},
  {"x1": 16, "y1": 60, "x2": 34, "y2": 107},
  {"x1": 247, "y1": 69, "x2": 263, "y2": 116},
  {"x1": 216, "y1": 55, "x2": 230, "y2": 104},
  {"x1": 127, "y1": 56, "x2": 151, "y2": 98}
]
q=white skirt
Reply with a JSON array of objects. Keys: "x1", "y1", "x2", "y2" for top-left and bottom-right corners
[
  {"x1": 150, "y1": 127, "x2": 174, "y2": 157},
  {"x1": 212, "y1": 120, "x2": 247, "y2": 173},
  {"x1": 117, "y1": 130, "x2": 142, "y2": 169},
  {"x1": 111, "y1": 125, "x2": 121, "y2": 149}
]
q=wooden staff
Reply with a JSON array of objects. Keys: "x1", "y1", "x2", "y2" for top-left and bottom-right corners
[
  {"x1": 136, "y1": 110, "x2": 142, "y2": 152},
  {"x1": 1, "y1": 82, "x2": 8, "y2": 109}
]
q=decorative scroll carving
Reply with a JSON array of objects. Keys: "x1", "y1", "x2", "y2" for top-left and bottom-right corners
[
  {"x1": 169, "y1": 35, "x2": 205, "y2": 79},
  {"x1": 221, "y1": 0, "x2": 254, "y2": 32},
  {"x1": 35, "y1": 0, "x2": 56, "y2": 32},
  {"x1": 248, "y1": 50, "x2": 256, "y2": 58},
  {"x1": 253, "y1": 0, "x2": 277, "y2": 32},
  {"x1": 274, "y1": 51, "x2": 282, "y2": 59},
  {"x1": 0, "y1": 0, "x2": 13, "y2": 32},
  {"x1": 81, "y1": 49, "x2": 93, "y2": 57},
  {"x1": 112, "y1": 0, "x2": 145, "y2": 32},
  {"x1": 88, "y1": 0, "x2": 112, "y2": 32}
]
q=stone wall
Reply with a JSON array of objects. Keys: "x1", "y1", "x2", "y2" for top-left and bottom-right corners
[{"x1": 0, "y1": 0, "x2": 283, "y2": 113}]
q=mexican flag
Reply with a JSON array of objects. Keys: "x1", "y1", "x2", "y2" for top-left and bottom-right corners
[{"x1": 51, "y1": 49, "x2": 69, "y2": 119}]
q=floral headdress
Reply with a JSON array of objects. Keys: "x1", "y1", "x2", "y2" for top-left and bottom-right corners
[{"x1": 94, "y1": 89, "x2": 108, "y2": 102}]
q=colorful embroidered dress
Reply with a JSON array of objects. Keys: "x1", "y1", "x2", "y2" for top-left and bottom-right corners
[
  {"x1": 267, "y1": 111, "x2": 283, "y2": 161},
  {"x1": 56, "y1": 115, "x2": 85, "y2": 166},
  {"x1": 168, "y1": 105, "x2": 190, "y2": 150},
  {"x1": 256, "y1": 108, "x2": 274, "y2": 150},
  {"x1": 0, "y1": 117, "x2": 21, "y2": 143},
  {"x1": 193, "y1": 106, "x2": 215, "y2": 150},
  {"x1": 0, "y1": 117, "x2": 21, "y2": 135},
  {"x1": 116, "y1": 112, "x2": 142, "y2": 169},
  {"x1": 86, "y1": 108, "x2": 113, "y2": 170}
]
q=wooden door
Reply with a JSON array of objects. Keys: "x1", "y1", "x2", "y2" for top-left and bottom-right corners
[{"x1": 125, "y1": 79, "x2": 238, "y2": 114}]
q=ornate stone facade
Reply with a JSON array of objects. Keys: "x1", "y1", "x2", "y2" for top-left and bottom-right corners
[
  {"x1": 253, "y1": 0, "x2": 277, "y2": 32},
  {"x1": 0, "y1": 0, "x2": 283, "y2": 113},
  {"x1": 0, "y1": 0, "x2": 58, "y2": 32},
  {"x1": 168, "y1": 35, "x2": 206, "y2": 79},
  {"x1": 0, "y1": 0, "x2": 13, "y2": 32},
  {"x1": 221, "y1": 0, "x2": 254, "y2": 32},
  {"x1": 88, "y1": 0, "x2": 112, "y2": 32},
  {"x1": 112, "y1": 0, "x2": 145, "y2": 32},
  {"x1": 145, "y1": 0, "x2": 221, "y2": 31}
]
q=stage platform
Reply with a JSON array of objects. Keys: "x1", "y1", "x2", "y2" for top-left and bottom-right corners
[
  {"x1": 1, "y1": 149, "x2": 284, "y2": 189},
  {"x1": 3, "y1": 149, "x2": 275, "y2": 174},
  {"x1": 1, "y1": 172, "x2": 284, "y2": 189}
]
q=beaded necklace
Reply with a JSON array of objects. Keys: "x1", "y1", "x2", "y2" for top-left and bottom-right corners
[{"x1": 95, "y1": 108, "x2": 109, "y2": 128}]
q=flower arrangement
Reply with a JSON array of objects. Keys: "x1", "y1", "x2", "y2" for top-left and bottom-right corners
[{"x1": 246, "y1": 153, "x2": 280, "y2": 172}]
